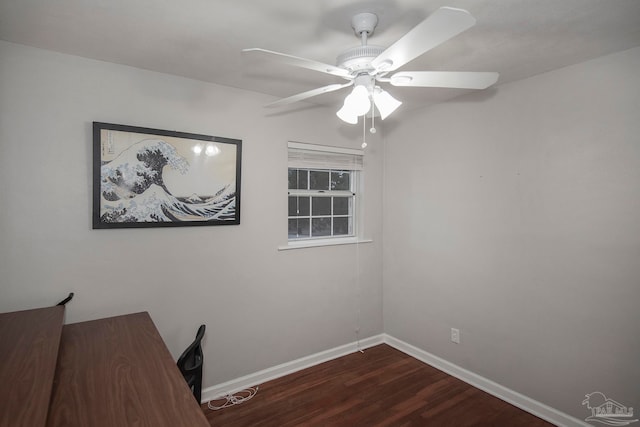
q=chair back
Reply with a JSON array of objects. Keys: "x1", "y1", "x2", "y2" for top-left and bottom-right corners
[
  {"x1": 177, "y1": 325, "x2": 205, "y2": 403},
  {"x1": 56, "y1": 293, "x2": 74, "y2": 306}
]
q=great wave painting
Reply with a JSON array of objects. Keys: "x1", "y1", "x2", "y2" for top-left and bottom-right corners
[{"x1": 93, "y1": 122, "x2": 241, "y2": 229}]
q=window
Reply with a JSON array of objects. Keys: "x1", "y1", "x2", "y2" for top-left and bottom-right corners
[
  {"x1": 288, "y1": 168, "x2": 354, "y2": 239},
  {"x1": 287, "y1": 142, "x2": 363, "y2": 243}
]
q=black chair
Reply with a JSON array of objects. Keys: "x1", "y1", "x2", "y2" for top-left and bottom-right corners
[
  {"x1": 177, "y1": 324, "x2": 205, "y2": 403},
  {"x1": 56, "y1": 292, "x2": 74, "y2": 306}
]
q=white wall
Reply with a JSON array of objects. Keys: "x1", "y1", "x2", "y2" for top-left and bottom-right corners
[
  {"x1": 0, "y1": 40, "x2": 384, "y2": 387},
  {"x1": 383, "y1": 46, "x2": 640, "y2": 419}
]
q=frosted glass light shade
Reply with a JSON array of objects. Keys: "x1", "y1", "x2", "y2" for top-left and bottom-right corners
[
  {"x1": 373, "y1": 88, "x2": 402, "y2": 120},
  {"x1": 336, "y1": 105, "x2": 358, "y2": 124},
  {"x1": 336, "y1": 85, "x2": 371, "y2": 124},
  {"x1": 348, "y1": 85, "x2": 371, "y2": 116}
]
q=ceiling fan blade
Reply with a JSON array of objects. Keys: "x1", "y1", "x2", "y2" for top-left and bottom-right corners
[
  {"x1": 371, "y1": 7, "x2": 476, "y2": 73},
  {"x1": 390, "y1": 71, "x2": 499, "y2": 89},
  {"x1": 243, "y1": 48, "x2": 351, "y2": 79},
  {"x1": 266, "y1": 82, "x2": 353, "y2": 108}
]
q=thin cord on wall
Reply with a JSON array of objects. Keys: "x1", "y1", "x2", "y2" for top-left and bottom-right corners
[
  {"x1": 355, "y1": 236, "x2": 364, "y2": 354},
  {"x1": 355, "y1": 139, "x2": 365, "y2": 354}
]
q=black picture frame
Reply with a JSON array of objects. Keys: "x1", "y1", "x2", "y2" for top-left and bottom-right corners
[{"x1": 93, "y1": 122, "x2": 241, "y2": 229}]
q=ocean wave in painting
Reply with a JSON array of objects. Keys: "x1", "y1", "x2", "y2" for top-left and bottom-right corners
[{"x1": 100, "y1": 139, "x2": 236, "y2": 223}]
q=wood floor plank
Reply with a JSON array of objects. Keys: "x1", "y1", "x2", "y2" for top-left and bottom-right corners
[{"x1": 203, "y1": 344, "x2": 554, "y2": 427}]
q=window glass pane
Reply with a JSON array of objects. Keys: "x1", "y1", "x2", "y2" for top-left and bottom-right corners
[
  {"x1": 288, "y1": 218, "x2": 309, "y2": 239},
  {"x1": 288, "y1": 196, "x2": 296, "y2": 216},
  {"x1": 288, "y1": 169, "x2": 308, "y2": 190},
  {"x1": 288, "y1": 169, "x2": 296, "y2": 190},
  {"x1": 309, "y1": 170, "x2": 329, "y2": 190},
  {"x1": 333, "y1": 197, "x2": 350, "y2": 215},
  {"x1": 312, "y1": 197, "x2": 331, "y2": 216},
  {"x1": 333, "y1": 217, "x2": 350, "y2": 236},
  {"x1": 331, "y1": 171, "x2": 350, "y2": 190},
  {"x1": 311, "y1": 217, "x2": 331, "y2": 237},
  {"x1": 288, "y1": 196, "x2": 309, "y2": 216}
]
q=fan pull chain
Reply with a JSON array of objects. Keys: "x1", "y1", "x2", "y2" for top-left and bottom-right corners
[
  {"x1": 370, "y1": 105, "x2": 376, "y2": 134},
  {"x1": 361, "y1": 113, "x2": 367, "y2": 148}
]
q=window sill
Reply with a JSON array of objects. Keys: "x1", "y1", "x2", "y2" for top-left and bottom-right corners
[{"x1": 278, "y1": 237, "x2": 373, "y2": 251}]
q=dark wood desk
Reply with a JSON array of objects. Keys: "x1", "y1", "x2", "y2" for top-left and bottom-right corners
[
  {"x1": 46, "y1": 312, "x2": 209, "y2": 427},
  {"x1": 0, "y1": 306, "x2": 65, "y2": 427}
]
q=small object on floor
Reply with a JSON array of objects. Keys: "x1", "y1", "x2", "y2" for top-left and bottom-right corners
[{"x1": 208, "y1": 386, "x2": 259, "y2": 411}]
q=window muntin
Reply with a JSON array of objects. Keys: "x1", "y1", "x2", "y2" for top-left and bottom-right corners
[{"x1": 288, "y1": 168, "x2": 355, "y2": 240}]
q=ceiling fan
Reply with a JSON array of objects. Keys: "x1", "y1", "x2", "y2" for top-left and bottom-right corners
[{"x1": 243, "y1": 6, "x2": 498, "y2": 124}]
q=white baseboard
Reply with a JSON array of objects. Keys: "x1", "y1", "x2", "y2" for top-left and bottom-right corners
[
  {"x1": 383, "y1": 334, "x2": 590, "y2": 427},
  {"x1": 200, "y1": 334, "x2": 384, "y2": 403},
  {"x1": 200, "y1": 333, "x2": 589, "y2": 427}
]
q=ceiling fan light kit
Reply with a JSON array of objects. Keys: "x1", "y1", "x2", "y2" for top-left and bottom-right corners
[
  {"x1": 243, "y1": 6, "x2": 499, "y2": 125},
  {"x1": 336, "y1": 77, "x2": 402, "y2": 123}
]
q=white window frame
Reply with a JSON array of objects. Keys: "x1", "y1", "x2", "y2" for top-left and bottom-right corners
[{"x1": 282, "y1": 141, "x2": 368, "y2": 250}]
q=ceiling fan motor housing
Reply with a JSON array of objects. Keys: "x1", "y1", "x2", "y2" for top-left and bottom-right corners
[{"x1": 336, "y1": 45, "x2": 385, "y2": 73}]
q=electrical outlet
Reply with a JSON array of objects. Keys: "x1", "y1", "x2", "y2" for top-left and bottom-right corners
[{"x1": 451, "y1": 328, "x2": 460, "y2": 344}]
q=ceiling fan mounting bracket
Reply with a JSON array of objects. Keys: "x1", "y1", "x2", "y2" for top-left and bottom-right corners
[{"x1": 351, "y1": 12, "x2": 378, "y2": 36}]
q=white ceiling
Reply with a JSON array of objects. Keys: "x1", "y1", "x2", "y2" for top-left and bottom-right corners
[{"x1": 1, "y1": 0, "x2": 639, "y2": 114}]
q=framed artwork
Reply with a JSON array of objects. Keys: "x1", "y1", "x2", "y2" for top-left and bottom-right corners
[{"x1": 93, "y1": 122, "x2": 241, "y2": 229}]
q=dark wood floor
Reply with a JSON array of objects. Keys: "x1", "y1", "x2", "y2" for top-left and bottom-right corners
[{"x1": 203, "y1": 344, "x2": 554, "y2": 427}]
